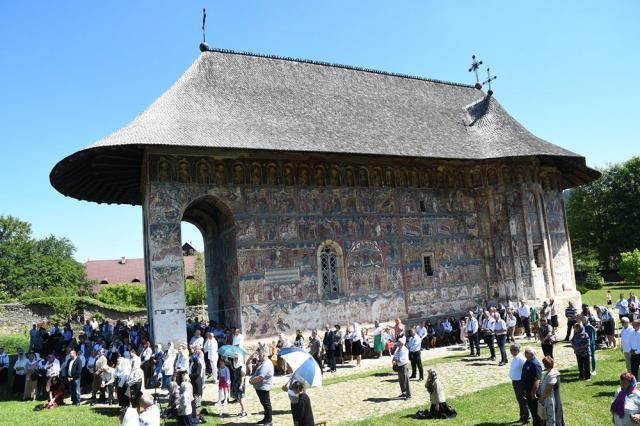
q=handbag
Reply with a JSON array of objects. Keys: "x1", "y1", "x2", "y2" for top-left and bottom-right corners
[
  {"x1": 392, "y1": 364, "x2": 400, "y2": 372},
  {"x1": 537, "y1": 401, "x2": 547, "y2": 420}
]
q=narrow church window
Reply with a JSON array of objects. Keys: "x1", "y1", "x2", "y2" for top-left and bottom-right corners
[
  {"x1": 533, "y1": 246, "x2": 543, "y2": 268},
  {"x1": 423, "y1": 255, "x2": 434, "y2": 276},
  {"x1": 320, "y1": 246, "x2": 340, "y2": 299},
  {"x1": 420, "y1": 200, "x2": 426, "y2": 212}
]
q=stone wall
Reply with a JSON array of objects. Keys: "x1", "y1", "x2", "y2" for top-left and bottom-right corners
[
  {"x1": 142, "y1": 150, "x2": 579, "y2": 342},
  {"x1": 0, "y1": 303, "x2": 206, "y2": 335}
]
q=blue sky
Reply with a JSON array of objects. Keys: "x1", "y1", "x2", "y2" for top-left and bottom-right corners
[{"x1": 0, "y1": 1, "x2": 638, "y2": 261}]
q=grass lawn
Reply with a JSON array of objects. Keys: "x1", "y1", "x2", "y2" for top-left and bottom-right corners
[
  {"x1": 344, "y1": 348, "x2": 625, "y2": 426},
  {"x1": 581, "y1": 282, "x2": 639, "y2": 307}
]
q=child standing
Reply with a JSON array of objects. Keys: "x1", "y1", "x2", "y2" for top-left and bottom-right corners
[
  {"x1": 217, "y1": 358, "x2": 230, "y2": 417},
  {"x1": 607, "y1": 290, "x2": 612, "y2": 306}
]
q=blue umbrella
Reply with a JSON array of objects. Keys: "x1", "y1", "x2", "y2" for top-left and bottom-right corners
[
  {"x1": 218, "y1": 345, "x2": 248, "y2": 358},
  {"x1": 278, "y1": 347, "x2": 322, "y2": 387}
]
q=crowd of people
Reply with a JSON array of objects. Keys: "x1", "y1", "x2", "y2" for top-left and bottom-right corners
[{"x1": 3, "y1": 292, "x2": 640, "y2": 424}]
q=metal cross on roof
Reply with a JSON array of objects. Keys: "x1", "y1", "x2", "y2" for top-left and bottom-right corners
[
  {"x1": 468, "y1": 55, "x2": 483, "y2": 89},
  {"x1": 199, "y1": 8, "x2": 209, "y2": 52},
  {"x1": 483, "y1": 67, "x2": 497, "y2": 96}
]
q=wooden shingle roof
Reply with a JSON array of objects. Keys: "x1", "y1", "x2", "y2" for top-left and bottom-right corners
[{"x1": 50, "y1": 48, "x2": 599, "y2": 205}]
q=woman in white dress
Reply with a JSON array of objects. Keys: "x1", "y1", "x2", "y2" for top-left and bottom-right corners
[
  {"x1": 611, "y1": 372, "x2": 640, "y2": 426},
  {"x1": 538, "y1": 355, "x2": 564, "y2": 425}
]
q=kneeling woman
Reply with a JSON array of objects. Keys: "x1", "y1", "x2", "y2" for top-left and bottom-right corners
[{"x1": 417, "y1": 369, "x2": 457, "y2": 419}]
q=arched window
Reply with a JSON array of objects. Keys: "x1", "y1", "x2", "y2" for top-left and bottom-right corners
[
  {"x1": 131, "y1": 277, "x2": 141, "y2": 283},
  {"x1": 317, "y1": 241, "x2": 344, "y2": 299},
  {"x1": 99, "y1": 279, "x2": 109, "y2": 284}
]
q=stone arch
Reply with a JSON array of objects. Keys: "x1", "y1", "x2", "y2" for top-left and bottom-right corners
[
  {"x1": 181, "y1": 195, "x2": 241, "y2": 328},
  {"x1": 316, "y1": 240, "x2": 345, "y2": 300}
]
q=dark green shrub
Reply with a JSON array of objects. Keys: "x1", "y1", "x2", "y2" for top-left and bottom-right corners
[
  {"x1": 620, "y1": 249, "x2": 640, "y2": 285},
  {"x1": 584, "y1": 272, "x2": 604, "y2": 290},
  {"x1": 96, "y1": 283, "x2": 146, "y2": 308}
]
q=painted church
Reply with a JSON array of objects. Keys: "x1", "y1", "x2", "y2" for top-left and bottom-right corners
[{"x1": 51, "y1": 48, "x2": 598, "y2": 344}]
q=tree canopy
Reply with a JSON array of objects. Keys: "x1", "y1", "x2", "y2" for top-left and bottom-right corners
[
  {"x1": 0, "y1": 215, "x2": 88, "y2": 299},
  {"x1": 566, "y1": 156, "x2": 640, "y2": 270}
]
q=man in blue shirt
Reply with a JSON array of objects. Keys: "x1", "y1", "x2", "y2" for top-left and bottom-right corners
[
  {"x1": 521, "y1": 347, "x2": 542, "y2": 426},
  {"x1": 407, "y1": 327, "x2": 424, "y2": 381},
  {"x1": 616, "y1": 293, "x2": 630, "y2": 321}
]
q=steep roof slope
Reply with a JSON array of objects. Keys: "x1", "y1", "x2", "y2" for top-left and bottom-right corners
[{"x1": 51, "y1": 48, "x2": 598, "y2": 205}]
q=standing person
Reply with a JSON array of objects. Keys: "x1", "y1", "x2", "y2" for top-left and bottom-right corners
[
  {"x1": 506, "y1": 310, "x2": 517, "y2": 343},
  {"x1": 161, "y1": 344, "x2": 176, "y2": 390},
  {"x1": 571, "y1": 323, "x2": 592, "y2": 381},
  {"x1": 630, "y1": 320, "x2": 640, "y2": 379},
  {"x1": 582, "y1": 317, "x2": 598, "y2": 376},
  {"x1": 459, "y1": 318, "x2": 468, "y2": 348},
  {"x1": 392, "y1": 337, "x2": 411, "y2": 400},
  {"x1": 494, "y1": 313, "x2": 508, "y2": 366},
  {"x1": 538, "y1": 356, "x2": 564, "y2": 425},
  {"x1": 13, "y1": 349, "x2": 28, "y2": 395},
  {"x1": 189, "y1": 349, "x2": 204, "y2": 414},
  {"x1": 394, "y1": 317, "x2": 406, "y2": 341},
  {"x1": 481, "y1": 311, "x2": 496, "y2": 361},
  {"x1": 350, "y1": 322, "x2": 363, "y2": 367},
  {"x1": 67, "y1": 350, "x2": 82, "y2": 406},
  {"x1": 115, "y1": 355, "x2": 131, "y2": 408},
  {"x1": 549, "y1": 299, "x2": 559, "y2": 330},
  {"x1": 607, "y1": 290, "x2": 612, "y2": 306},
  {"x1": 539, "y1": 318, "x2": 555, "y2": 358},
  {"x1": 517, "y1": 301, "x2": 532, "y2": 339},
  {"x1": 249, "y1": 349, "x2": 274, "y2": 425},
  {"x1": 232, "y1": 328, "x2": 245, "y2": 349},
  {"x1": 177, "y1": 375, "x2": 196, "y2": 426},
  {"x1": 92, "y1": 348, "x2": 108, "y2": 402},
  {"x1": 509, "y1": 343, "x2": 529, "y2": 425},
  {"x1": 522, "y1": 347, "x2": 542, "y2": 426},
  {"x1": 308, "y1": 329, "x2": 323, "y2": 370},
  {"x1": 291, "y1": 381, "x2": 315, "y2": 426},
  {"x1": 596, "y1": 305, "x2": 617, "y2": 349},
  {"x1": 217, "y1": 358, "x2": 230, "y2": 407},
  {"x1": 621, "y1": 318, "x2": 634, "y2": 373},
  {"x1": 407, "y1": 328, "x2": 424, "y2": 381},
  {"x1": 372, "y1": 321, "x2": 385, "y2": 357},
  {"x1": 322, "y1": 324, "x2": 337, "y2": 373},
  {"x1": 127, "y1": 358, "x2": 144, "y2": 408},
  {"x1": 45, "y1": 354, "x2": 60, "y2": 394},
  {"x1": 98, "y1": 364, "x2": 116, "y2": 405},
  {"x1": 563, "y1": 302, "x2": 577, "y2": 342},
  {"x1": 231, "y1": 354, "x2": 247, "y2": 418},
  {"x1": 466, "y1": 311, "x2": 480, "y2": 357},
  {"x1": 0, "y1": 346, "x2": 9, "y2": 387},
  {"x1": 203, "y1": 332, "x2": 218, "y2": 380},
  {"x1": 23, "y1": 352, "x2": 38, "y2": 401},
  {"x1": 611, "y1": 372, "x2": 640, "y2": 425},
  {"x1": 617, "y1": 293, "x2": 631, "y2": 322}
]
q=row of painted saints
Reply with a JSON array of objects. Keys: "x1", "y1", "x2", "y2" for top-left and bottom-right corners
[{"x1": 155, "y1": 157, "x2": 562, "y2": 190}]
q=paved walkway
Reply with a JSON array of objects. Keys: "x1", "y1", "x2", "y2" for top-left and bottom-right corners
[{"x1": 200, "y1": 338, "x2": 577, "y2": 425}]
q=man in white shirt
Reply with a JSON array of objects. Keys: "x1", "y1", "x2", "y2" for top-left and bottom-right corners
[
  {"x1": 517, "y1": 301, "x2": 531, "y2": 338},
  {"x1": 616, "y1": 293, "x2": 630, "y2": 321},
  {"x1": 466, "y1": 312, "x2": 480, "y2": 357},
  {"x1": 621, "y1": 317, "x2": 634, "y2": 373},
  {"x1": 392, "y1": 337, "x2": 411, "y2": 400},
  {"x1": 629, "y1": 320, "x2": 640, "y2": 378},
  {"x1": 45, "y1": 354, "x2": 60, "y2": 392},
  {"x1": 0, "y1": 346, "x2": 9, "y2": 386},
  {"x1": 232, "y1": 328, "x2": 244, "y2": 348},
  {"x1": 189, "y1": 329, "x2": 204, "y2": 350},
  {"x1": 509, "y1": 343, "x2": 529, "y2": 425},
  {"x1": 482, "y1": 311, "x2": 496, "y2": 361}
]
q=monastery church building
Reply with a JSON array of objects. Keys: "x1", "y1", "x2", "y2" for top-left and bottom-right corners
[{"x1": 51, "y1": 47, "x2": 598, "y2": 345}]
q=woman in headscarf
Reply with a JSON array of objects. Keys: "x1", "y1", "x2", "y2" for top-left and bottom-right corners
[
  {"x1": 351, "y1": 322, "x2": 363, "y2": 367},
  {"x1": 372, "y1": 321, "x2": 384, "y2": 358},
  {"x1": 115, "y1": 355, "x2": 131, "y2": 408},
  {"x1": 538, "y1": 356, "x2": 564, "y2": 425},
  {"x1": 12, "y1": 348, "x2": 27, "y2": 394},
  {"x1": 23, "y1": 352, "x2": 38, "y2": 401},
  {"x1": 416, "y1": 369, "x2": 457, "y2": 419},
  {"x1": 571, "y1": 323, "x2": 591, "y2": 381},
  {"x1": 126, "y1": 356, "x2": 145, "y2": 408},
  {"x1": 611, "y1": 372, "x2": 640, "y2": 425},
  {"x1": 177, "y1": 374, "x2": 196, "y2": 425},
  {"x1": 231, "y1": 353, "x2": 248, "y2": 417}
]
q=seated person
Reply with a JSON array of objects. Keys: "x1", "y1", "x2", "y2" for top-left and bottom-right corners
[{"x1": 416, "y1": 369, "x2": 457, "y2": 419}]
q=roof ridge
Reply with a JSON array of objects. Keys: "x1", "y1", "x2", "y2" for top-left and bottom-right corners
[{"x1": 204, "y1": 47, "x2": 477, "y2": 89}]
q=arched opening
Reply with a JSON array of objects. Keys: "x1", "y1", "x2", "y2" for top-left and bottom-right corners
[
  {"x1": 316, "y1": 240, "x2": 345, "y2": 299},
  {"x1": 181, "y1": 195, "x2": 240, "y2": 328}
]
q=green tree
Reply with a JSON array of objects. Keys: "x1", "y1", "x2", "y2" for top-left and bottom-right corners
[
  {"x1": 620, "y1": 249, "x2": 640, "y2": 285},
  {"x1": 0, "y1": 215, "x2": 88, "y2": 297},
  {"x1": 566, "y1": 156, "x2": 640, "y2": 269},
  {"x1": 185, "y1": 252, "x2": 206, "y2": 306}
]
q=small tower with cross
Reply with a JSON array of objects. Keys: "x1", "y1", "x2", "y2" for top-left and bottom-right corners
[
  {"x1": 483, "y1": 68, "x2": 497, "y2": 96},
  {"x1": 468, "y1": 55, "x2": 483, "y2": 89}
]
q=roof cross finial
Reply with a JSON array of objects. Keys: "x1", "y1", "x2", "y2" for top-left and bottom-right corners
[
  {"x1": 483, "y1": 67, "x2": 497, "y2": 96},
  {"x1": 199, "y1": 8, "x2": 209, "y2": 52},
  {"x1": 468, "y1": 55, "x2": 483, "y2": 89}
]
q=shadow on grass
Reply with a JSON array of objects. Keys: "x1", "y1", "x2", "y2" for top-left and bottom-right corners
[
  {"x1": 592, "y1": 380, "x2": 619, "y2": 386},
  {"x1": 364, "y1": 396, "x2": 404, "y2": 403},
  {"x1": 593, "y1": 391, "x2": 615, "y2": 397},
  {"x1": 372, "y1": 371, "x2": 395, "y2": 378}
]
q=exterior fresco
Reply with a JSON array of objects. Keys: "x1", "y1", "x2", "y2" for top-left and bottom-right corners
[{"x1": 142, "y1": 151, "x2": 580, "y2": 341}]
